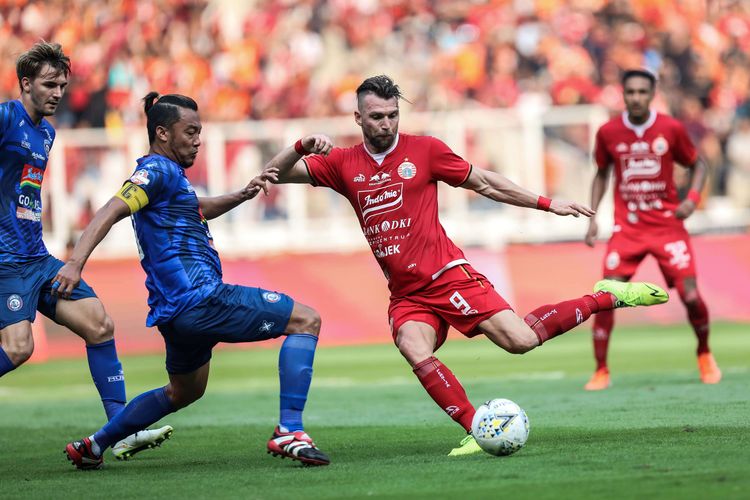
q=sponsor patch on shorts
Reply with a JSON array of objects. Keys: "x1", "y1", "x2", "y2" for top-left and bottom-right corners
[{"x1": 7, "y1": 294, "x2": 23, "y2": 312}]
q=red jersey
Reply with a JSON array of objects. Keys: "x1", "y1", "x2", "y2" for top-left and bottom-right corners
[
  {"x1": 304, "y1": 133, "x2": 472, "y2": 298},
  {"x1": 594, "y1": 112, "x2": 698, "y2": 232}
]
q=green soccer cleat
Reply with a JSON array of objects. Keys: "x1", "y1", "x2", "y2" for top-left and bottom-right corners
[
  {"x1": 594, "y1": 280, "x2": 669, "y2": 308},
  {"x1": 111, "y1": 425, "x2": 174, "y2": 461},
  {"x1": 447, "y1": 434, "x2": 483, "y2": 457}
]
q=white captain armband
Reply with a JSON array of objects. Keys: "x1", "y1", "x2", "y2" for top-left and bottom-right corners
[{"x1": 115, "y1": 182, "x2": 150, "y2": 213}]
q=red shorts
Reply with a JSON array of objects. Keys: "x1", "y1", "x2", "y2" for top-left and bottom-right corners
[
  {"x1": 388, "y1": 264, "x2": 512, "y2": 350},
  {"x1": 603, "y1": 227, "x2": 697, "y2": 287}
]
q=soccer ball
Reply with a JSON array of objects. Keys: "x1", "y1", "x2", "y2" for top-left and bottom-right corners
[{"x1": 471, "y1": 398, "x2": 530, "y2": 456}]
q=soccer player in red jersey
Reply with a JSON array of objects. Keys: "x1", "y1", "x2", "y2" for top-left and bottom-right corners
[
  {"x1": 261, "y1": 75, "x2": 668, "y2": 455},
  {"x1": 583, "y1": 69, "x2": 721, "y2": 390}
]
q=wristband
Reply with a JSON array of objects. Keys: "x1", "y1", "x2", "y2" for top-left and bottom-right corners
[
  {"x1": 294, "y1": 139, "x2": 310, "y2": 156},
  {"x1": 687, "y1": 189, "x2": 701, "y2": 205},
  {"x1": 536, "y1": 196, "x2": 552, "y2": 211}
]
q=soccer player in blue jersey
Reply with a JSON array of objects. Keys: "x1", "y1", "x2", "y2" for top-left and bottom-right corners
[
  {"x1": 57, "y1": 92, "x2": 330, "y2": 469},
  {"x1": 0, "y1": 42, "x2": 171, "y2": 459}
]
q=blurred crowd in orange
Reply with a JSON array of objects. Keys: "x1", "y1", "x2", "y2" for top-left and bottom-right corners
[{"x1": 1, "y1": 0, "x2": 749, "y2": 202}]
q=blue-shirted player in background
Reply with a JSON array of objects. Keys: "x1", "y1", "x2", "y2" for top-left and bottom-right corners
[
  {"x1": 0, "y1": 42, "x2": 171, "y2": 460},
  {"x1": 57, "y1": 92, "x2": 330, "y2": 469}
]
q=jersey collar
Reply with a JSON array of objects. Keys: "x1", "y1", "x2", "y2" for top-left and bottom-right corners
[
  {"x1": 13, "y1": 99, "x2": 46, "y2": 129},
  {"x1": 364, "y1": 133, "x2": 400, "y2": 166},
  {"x1": 621, "y1": 110, "x2": 656, "y2": 139}
]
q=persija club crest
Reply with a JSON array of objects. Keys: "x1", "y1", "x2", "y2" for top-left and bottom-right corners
[
  {"x1": 652, "y1": 136, "x2": 669, "y2": 156},
  {"x1": 397, "y1": 160, "x2": 416, "y2": 179}
]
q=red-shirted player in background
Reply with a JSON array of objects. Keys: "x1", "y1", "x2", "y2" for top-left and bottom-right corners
[
  {"x1": 260, "y1": 75, "x2": 669, "y2": 456},
  {"x1": 584, "y1": 69, "x2": 721, "y2": 391}
]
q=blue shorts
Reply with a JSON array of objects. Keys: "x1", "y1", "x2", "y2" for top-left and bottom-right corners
[
  {"x1": 157, "y1": 283, "x2": 294, "y2": 374},
  {"x1": 0, "y1": 255, "x2": 97, "y2": 330}
]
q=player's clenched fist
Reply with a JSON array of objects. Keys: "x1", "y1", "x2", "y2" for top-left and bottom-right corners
[{"x1": 300, "y1": 134, "x2": 334, "y2": 156}]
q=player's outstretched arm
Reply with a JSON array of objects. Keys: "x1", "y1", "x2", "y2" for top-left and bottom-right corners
[
  {"x1": 52, "y1": 197, "x2": 131, "y2": 299},
  {"x1": 460, "y1": 166, "x2": 595, "y2": 217},
  {"x1": 198, "y1": 172, "x2": 275, "y2": 220},
  {"x1": 675, "y1": 156, "x2": 708, "y2": 220},
  {"x1": 585, "y1": 167, "x2": 611, "y2": 247},
  {"x1": 262, "y1": 134, "x2": 333, "y2": 185}
]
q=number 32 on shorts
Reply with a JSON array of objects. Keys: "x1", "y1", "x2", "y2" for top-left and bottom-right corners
[
  {"x1": 664, "y1": 240, "x2": 691, "y2": 270},
  {"x1": 450, "y1": 291, "x2": 478, "y2": 315}
]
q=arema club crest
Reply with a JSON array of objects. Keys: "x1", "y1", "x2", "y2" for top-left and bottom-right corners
[{"x1": 7, "y1": 294, "x2": 23, "y2": 312}]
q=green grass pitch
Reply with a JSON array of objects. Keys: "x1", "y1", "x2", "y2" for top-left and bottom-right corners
[{"x1": 1, "y1": 323, "x2": 748, "y2": 499}]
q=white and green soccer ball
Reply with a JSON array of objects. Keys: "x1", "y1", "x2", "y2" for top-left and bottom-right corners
[{"x1": 471, "y1": 398, "x2": 530, "y2": 456}]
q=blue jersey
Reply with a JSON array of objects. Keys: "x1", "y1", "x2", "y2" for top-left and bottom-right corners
[
  {"x1": 0, "y1": 100, "x2": 55, "y2": 262},
  {"x1": 128, "y1": 154, "x2": 223, "y2": 326}
]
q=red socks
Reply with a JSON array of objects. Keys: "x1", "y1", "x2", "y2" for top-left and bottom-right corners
[
  {"x1": 687, "y1": 295, "x2": 710, "y2": 354},
  {"x1": 524, "y1": 291, "x2": 616, "y2": 345},
  {"x1": 592, "y1": 309, "x2": 614, "y2": 369},
  {"x1": 413, "y1": 357, "x2": 474, "y2": 432}
]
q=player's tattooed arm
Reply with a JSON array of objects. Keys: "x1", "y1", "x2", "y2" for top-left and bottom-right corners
[
  {"x1": 262, "y1": 134, "x2": 333, "y2": 184},
  {"x1": 676, "y1": 156, "x2": 708, "y2": 220},
  {"x1": 461, "y1": 167, "x2": 595, "y2": 217},
  {"x1": 52, "y1": 197, "x2": 131, "y2": 299},
  {"x1": 585, "y1": 166, "x2": 611, "y2": 247},
  {"x1": 198, "y1": 172, "x2": 275, "y2": 220}
]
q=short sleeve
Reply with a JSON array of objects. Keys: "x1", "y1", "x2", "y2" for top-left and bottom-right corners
[
  {"x1": 593, "y1": 128, "x2": 612, "y2": 170},
  {"x1": 42, "y1": 122, "x2": 56, "y2": 148},
  {"x1": 0, "y1": 103, "x2": 13, "y2": 141},
  {"x1": 304, "y1": 149, "x2": 346, "y2": 193},
  {"x1": 671, "y1": 121, "x2": 699, "y2": 167},
  {"x1": 428, "y1": 137, "x2": 471, "y2": 186},
  {"x1": 126, "y1": 165, "x2": 172, "y2": 204}
]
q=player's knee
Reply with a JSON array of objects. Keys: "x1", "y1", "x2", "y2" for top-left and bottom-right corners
[
  {"x1": 396, "y1": 337, "x2": 433, "y2": 366},
  {"x1": 286, "y1": 303, "x2": 321, "y2": 335},
  {"x1": 166, "y1": 384, "x2": 206, "y2": 409},
  {"x1": 5, "y1": 342, "x2": 34, "y2": 366},
  {"x1": 506, "y1": 339, "x2": 535, "y2": 355},
  {"x1": 679, "y1": 289, "x2": 701, "y2": 308},
  {"x1": 506, "y1": 330, "x2": 538, "y2": 355},
  {"x1": 675, "y1": 279, "x2": 700, "y2": 306},
  {"x1": 88, "y1": 314, "x2": 115, "y2": 345},
  {"x1": 678, "y1": 291, "x2": 703, "y2": 311}
]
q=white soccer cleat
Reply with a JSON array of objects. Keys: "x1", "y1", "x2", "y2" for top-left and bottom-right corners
[{"x1": 112, "y1": 425, "x2": 174, "y2": 461}]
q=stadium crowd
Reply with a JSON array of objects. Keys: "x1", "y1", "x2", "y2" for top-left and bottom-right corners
[{"x1": 1, "y1": 0, "x2": 749, "y2": 204}]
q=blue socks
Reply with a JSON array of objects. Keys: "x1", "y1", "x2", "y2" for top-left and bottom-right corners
[
  {"x1": 278, "y1": 333, "x2": 318, "y2": 432},
  {"x1": 93, "y1": 387, "x2": 175, "y2": 451},
  {"x1": 86, "y1": 339, "x2": 127, "y2": 420},
  {"x1": 0, "y1": 348, "x2": 16, "y2": 377}
]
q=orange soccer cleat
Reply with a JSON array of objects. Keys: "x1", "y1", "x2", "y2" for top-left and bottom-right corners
[
  {"x1": 584, "y1": 367, "x2": 611, "y2": 391},
  {"x1": 697, "y1": 352, "x2": 722, "y2": 384}
]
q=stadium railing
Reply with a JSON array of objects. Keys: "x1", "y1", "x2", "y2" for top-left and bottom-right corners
[{"x1": 47, "y1": 104, "x2": 749, "y2": 259}]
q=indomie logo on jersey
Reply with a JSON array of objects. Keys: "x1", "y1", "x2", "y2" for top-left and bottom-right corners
[
  {"x1": 357, "y1": 183, "x2": 403, "y2": 223},
  {"x1": 620, "y1": 154, "x2": 661, "y2": 182},
  {"x1": 20, "y1": 164, "x2": 43, "y2": 190}
]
